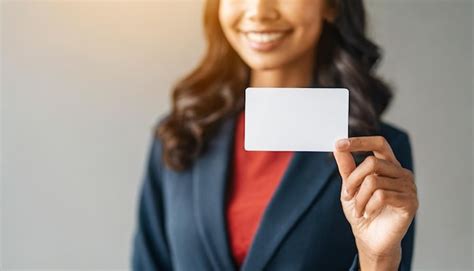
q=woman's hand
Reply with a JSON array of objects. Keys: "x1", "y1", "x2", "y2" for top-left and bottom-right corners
[{"x1": 333, "y1": 136, "x2": 418, "y2": 271}]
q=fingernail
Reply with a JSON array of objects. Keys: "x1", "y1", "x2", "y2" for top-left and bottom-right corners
[
  {"x1": 336, "y1": 139, "x2": 350, "y2": 150},
  {"x1": 363, "y1": 212, "x2": 369, "y2": 219}
]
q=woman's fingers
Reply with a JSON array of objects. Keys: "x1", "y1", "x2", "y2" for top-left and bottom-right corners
[
  {"x1": 345, "y1": 156, "x2": 404, "y2": 197},
  {"x1": 333, "y1": 150, "x2": 356, "y2": 181},
  {"x1": 333, "y1": 150, "x2": 357, "y2": 202},
  {"x1": 363, "y1": 189, "x2": 408, "y2": 218},
  {"x1": 336, "y1": 136, "x2": 400, "y2": 166},
  {"x1": 354, "y1": 174, "x2": 403, "y2": 218}
]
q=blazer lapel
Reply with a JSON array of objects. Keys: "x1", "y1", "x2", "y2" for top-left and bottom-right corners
[
  {"x1": 193, "y1": 112, "x2": 340, "y2": 271},
  {"x1": 240, "y1": 151, "x2": 339, "y2": 271},
  {"x1": 193, "y1": 115, "x2": 237, "y2": 271}
]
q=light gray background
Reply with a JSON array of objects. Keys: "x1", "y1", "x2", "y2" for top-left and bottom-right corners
[{"x1": 1, "y1": 0, "x2": 473, "y2": 270}]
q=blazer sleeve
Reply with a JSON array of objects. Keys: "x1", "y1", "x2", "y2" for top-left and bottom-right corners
[
  {"x1": 349, "y1": 132, "x2": 416, "y2": 271},
  {"x1": 131, "y1": 137, "x2": 173, "y2": 271}
]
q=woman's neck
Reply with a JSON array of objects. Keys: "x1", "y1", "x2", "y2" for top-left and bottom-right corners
[{"x1": 249, "y1": 50, "x2": 315, "y2": 88}]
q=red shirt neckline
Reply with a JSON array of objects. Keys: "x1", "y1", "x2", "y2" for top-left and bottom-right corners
[{"x1": 225, "y1": 110, "x2": 294, "y2": 267}]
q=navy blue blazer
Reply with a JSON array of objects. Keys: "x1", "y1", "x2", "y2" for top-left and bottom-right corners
[{"x1": 132, "y1": 114, "x2": 415, "y2": 271}]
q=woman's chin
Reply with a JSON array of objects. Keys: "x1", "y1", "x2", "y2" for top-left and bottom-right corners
[{"x1": 243, "y1": 57, "x2": 289, "y2": 71}]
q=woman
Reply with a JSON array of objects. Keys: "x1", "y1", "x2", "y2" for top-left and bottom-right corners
[{"x1": 132, "y1": 0, "x2": 418, "y2": 270}]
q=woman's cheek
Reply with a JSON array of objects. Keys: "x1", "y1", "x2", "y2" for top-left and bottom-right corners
[
  {"x1": 218, "y1": 1, "x2": 241, "y2": 27},
  {"x1": 218, "y1": 5, "x2": 241, "y2": 43}
]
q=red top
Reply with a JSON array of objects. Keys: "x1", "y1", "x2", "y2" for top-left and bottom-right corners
[{"x1": 225, "y1": 110, "x2": 294, "y2": 267}]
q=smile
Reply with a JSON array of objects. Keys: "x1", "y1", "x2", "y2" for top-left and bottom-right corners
[
  {"x1": 241, "y1": 30, "x2": 291, "y2": 52},
  {"x1": 245, "y1": 31, "x2": 287, "y2": 42}
]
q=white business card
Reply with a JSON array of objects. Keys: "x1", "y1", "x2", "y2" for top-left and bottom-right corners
[{"x1": 244, "y1": 87, "x2": 349, "y2": 152}]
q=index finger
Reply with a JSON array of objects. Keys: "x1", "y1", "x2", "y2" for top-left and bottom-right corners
[
  {"x1": 333, "y1": 150, "x2": 356, "y2": 180},
  {"x1": 333, "y1": 150, "x2": 356, "y2": 200},
  {"x1": 335, "y1": 136, "x2": 400, "y2": 166}
]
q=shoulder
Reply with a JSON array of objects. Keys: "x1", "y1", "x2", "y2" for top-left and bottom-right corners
[
  {"x1": 149, "y1": 114, "x2": 167, "y2": 151},
  {"x1": 379, "y1": 121, "x2": 411, "y2": 146},
  {"x1": 145, "y1": 114, "x2": 170, "y2": 174},
  {"x1": 379, "y1": 121, "x2": 414, "y2": 171}
]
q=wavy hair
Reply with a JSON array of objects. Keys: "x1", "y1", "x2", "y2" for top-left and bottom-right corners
[{"x1": 157, "y1": 0, "x2": 392, "y2": 171}]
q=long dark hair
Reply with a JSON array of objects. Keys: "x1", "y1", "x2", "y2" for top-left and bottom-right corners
[{"x1": 158, "y1": 0, "x2": 392, "y2": 171}]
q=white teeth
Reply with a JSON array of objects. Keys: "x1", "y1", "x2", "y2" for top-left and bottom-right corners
[{"x1": 245, "y1": 32, "x2": 286, "y2": 43}]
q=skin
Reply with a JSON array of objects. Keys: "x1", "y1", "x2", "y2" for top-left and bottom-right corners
[
  {"x1": 334, "y1": 138, "x2": 418, "y2": 270},
  {"x1": 219, "y1": 0, "x2": 334, "y2": 87},
  {"x1": 219, "y1": 0, "x2": 418, "y2": 270}
]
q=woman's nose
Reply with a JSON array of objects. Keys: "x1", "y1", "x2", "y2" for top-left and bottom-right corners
[{"x1": 246, "y1": 0, "x2": 280, "y2": 22}]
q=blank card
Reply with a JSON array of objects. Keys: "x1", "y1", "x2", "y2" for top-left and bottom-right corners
[{"x1": 244, "y1": 87, "x2": 349, "y2": 152}]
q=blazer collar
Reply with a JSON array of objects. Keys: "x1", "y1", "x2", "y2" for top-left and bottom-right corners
[{"x1": 193, "y1": 113, "x2": 338, "y2": 271}]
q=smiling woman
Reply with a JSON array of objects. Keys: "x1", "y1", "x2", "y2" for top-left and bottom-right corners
[
  {"x1": 158, "y1": 0, "x2": 392, "y2": 172},
  {"x1": 219, "y1": 0, "x2": 330, "y2": 71},
  {"x1": 132, "y1": 0, "x2": 417, "y2": 270}
]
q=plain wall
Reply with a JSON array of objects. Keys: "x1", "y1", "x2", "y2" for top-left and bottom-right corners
[{"x1": 1, "y1": 0, "x2": 473, "y2": 270}]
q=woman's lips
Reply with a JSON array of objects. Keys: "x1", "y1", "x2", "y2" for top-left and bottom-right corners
[{"x1": 240, "y1": 30, "x2": 291, "y2": 52}]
